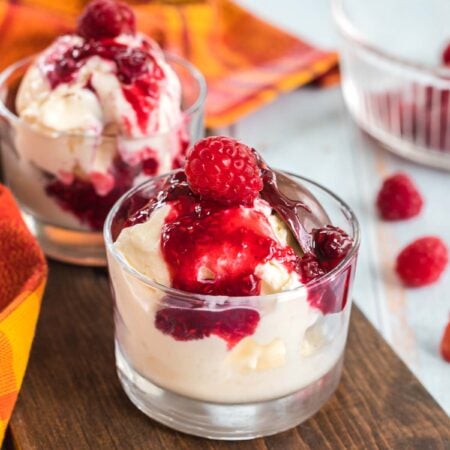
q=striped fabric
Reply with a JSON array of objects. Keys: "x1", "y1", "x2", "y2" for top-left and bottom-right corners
[
  {"x1": 0, "y1": 186, "x2": 47, "y2": 444},
  {"x1": 0, "y1": 0, "x2": 338, "y2": 127}
]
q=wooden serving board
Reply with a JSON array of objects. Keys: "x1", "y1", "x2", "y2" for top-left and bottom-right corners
[{"x1": 5, "y1": 261, "x2": 450, "y2": 449}]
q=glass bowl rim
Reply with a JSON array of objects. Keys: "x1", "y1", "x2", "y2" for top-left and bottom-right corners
[
  {"x1": 332, "y1": 0, "x2": 450, "y2": 79},
  {"x1": 0, "y1": 52, "x2": 207, "y2": 139},
  {"x1": 104, "y1": 169, "x2": 361, "y2": 304}
]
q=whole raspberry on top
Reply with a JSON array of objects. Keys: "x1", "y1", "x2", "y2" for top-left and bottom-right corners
[
  {"x1": 185, "y1": 136, "x2": 263, "y2": 205},
  {"x1": 440, "y1": 321, "x2": 450, "y2": 362},
  {"x1": 396, "y1": 236, "x2": 448, "y2": 287},
  {"x1": 376, "y1": 173, "x2": 423, "y2": 220},
  {"x1": 77, "y1": 0, "x2": 136, "y2": 40}
]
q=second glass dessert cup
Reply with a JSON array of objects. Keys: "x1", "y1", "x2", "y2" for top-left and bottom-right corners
[
  {"x1": 0, "y1": 54, "x2": 206, "y2": 266},
  {"x1": 104, "y1": 170, "x2": 360, "y2": 440}
]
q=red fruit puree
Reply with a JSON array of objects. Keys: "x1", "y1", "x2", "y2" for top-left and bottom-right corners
[
  {"x1": 46, "y1": 155, "x2": 160, "y2": 230},
  {"x1": 121, "y1": 169, "x2": 356, "y2": 348},
  {"x1": 44, "y1": 38, "x2": 164, "y2": 134}
]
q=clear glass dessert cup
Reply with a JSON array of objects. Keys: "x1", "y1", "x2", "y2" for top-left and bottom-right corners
[
  {"x1": 104, "y1": 170, "x2": 360, "y2": 440},
  {"x1": 333, "y1": 0, "x2": 450, "y2": 170},
  {"x1": 0, "y1": 54, "x2": 206, "y2": 266}
]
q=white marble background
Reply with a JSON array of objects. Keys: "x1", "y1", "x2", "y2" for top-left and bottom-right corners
[{"x1": 215, "y1": 0, "x2": 450, "y2": 415}]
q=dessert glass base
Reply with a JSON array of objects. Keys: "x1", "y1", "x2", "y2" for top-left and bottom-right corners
[
  {"x1": 116, "y1": 343, "x2": 343, "y2": 441},
  {"x1": 21, "y1": 210, "x2": 106, "y2": 266}
]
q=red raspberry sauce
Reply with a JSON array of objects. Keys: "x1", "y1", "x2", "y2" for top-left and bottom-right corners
[
  {"x1": 43, "y1": 38, "x2": 164, "y2": 133},
  {"x1": 120, "y1": 172, "x2": 356, "y2": 348},
  {"x1": 155, "y1": 192, "x2": 301, "y2": 348},
  {"x1": 46, "y1": 155, "x2": 159, "y2": 230},
  {"x1": 155, "y1": 308, "x2": 260, "y2": 350},
  {"x1": 161, "y1": 196, "x2": 301, "y2": 297}
]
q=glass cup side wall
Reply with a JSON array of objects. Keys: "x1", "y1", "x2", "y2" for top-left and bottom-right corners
[
  {"x1": 104, "y1": 172, "x2": 360, "y2": 440},
  {"x1": 0, "y1": 54, "x2": 206, "y2": 266}
]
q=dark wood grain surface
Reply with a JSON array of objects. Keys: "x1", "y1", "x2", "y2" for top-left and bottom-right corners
[{"x1": 7, "y1": 261, "x2": 450, "y2": 449}]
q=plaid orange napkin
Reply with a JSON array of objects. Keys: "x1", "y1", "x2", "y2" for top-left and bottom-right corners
[
  {"x1": 0, "y1": 0, "x2": 338, "y2": 127},
  {"x1": 0, "y1": 185, "x2": 47, "y2": 444}
]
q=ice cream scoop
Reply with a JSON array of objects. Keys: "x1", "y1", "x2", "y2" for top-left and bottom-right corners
[
  {"x1": 14, "y1": 0, "x2": 188, "y2": 230},
  {"x1": 114, "y1": 136, "x2": 353, "y2": 307},
  {"x1": 106, "y1": 136, "x2": 358, "y2": 415}
]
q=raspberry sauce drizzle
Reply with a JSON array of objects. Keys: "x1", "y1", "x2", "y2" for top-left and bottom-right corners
[
  {"x1": 121, "y1": 168, "x2": 355, "y2": 347},
  {"x1": 161, "y1": 185, "x2": 301, "y2": 297},
  {"x1": 255, "y1": 153, "x2": 324, "y2": 254},
  {"x1": 125, "y1": 171, "x2": 304, "y2": 297},
  {"x1": 42, "y1": 38, "x2": 164, "y2": 132},
  {"x1": 45, "y1": 154, "x2": 160, "y2": 230},
  {"x1": 124, "y1": 171, "x2": 302, "y2": 348},
  {"x1": 156, "y1": 186, "x2": 300, "y2": 347},
  {"x1": 155, "y1": 308, "x2": 260, "y2": 350},
  {"x1": 39, "y1": 36, "x2": 188, "y2": 229}
]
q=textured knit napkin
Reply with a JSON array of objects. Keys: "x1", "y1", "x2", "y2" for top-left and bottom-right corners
[
  {"x1": 0, "y1": 0, "x2": 338, "y2": 127},
  {"x1": 0, "y1": 185, "x2": 47, "y2": 444}
]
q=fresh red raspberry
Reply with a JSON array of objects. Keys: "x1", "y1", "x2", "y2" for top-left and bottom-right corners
[
  {"x1": 313, "y1": 226, "x2": 353, "y2": 271},
  {"x1": 77, "y1": 0, "x2": 135, "y2": 40},
  {"x1": 376, "y1": 173, "x2": 423, "y2": 220},
  {"x1": 442, "y1": 43, "x2": 450, "y2": 65},
  {"x1": 185, "y1": 136, "x2": 263, "y2": 205},
  {"x1": 396, "y1": 237, "x2": 448, "y2": 287},
  {"x1": 440, "y1": 321, "x2": 450, "y2": 362}
]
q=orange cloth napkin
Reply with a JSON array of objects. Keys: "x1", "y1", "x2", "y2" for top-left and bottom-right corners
[
  {"x1": 0, "y1": 0, "x2": 338, "y2": 127},
  {"x1": 0, "y1": 185, "x2": 47, "y2": 444}
]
